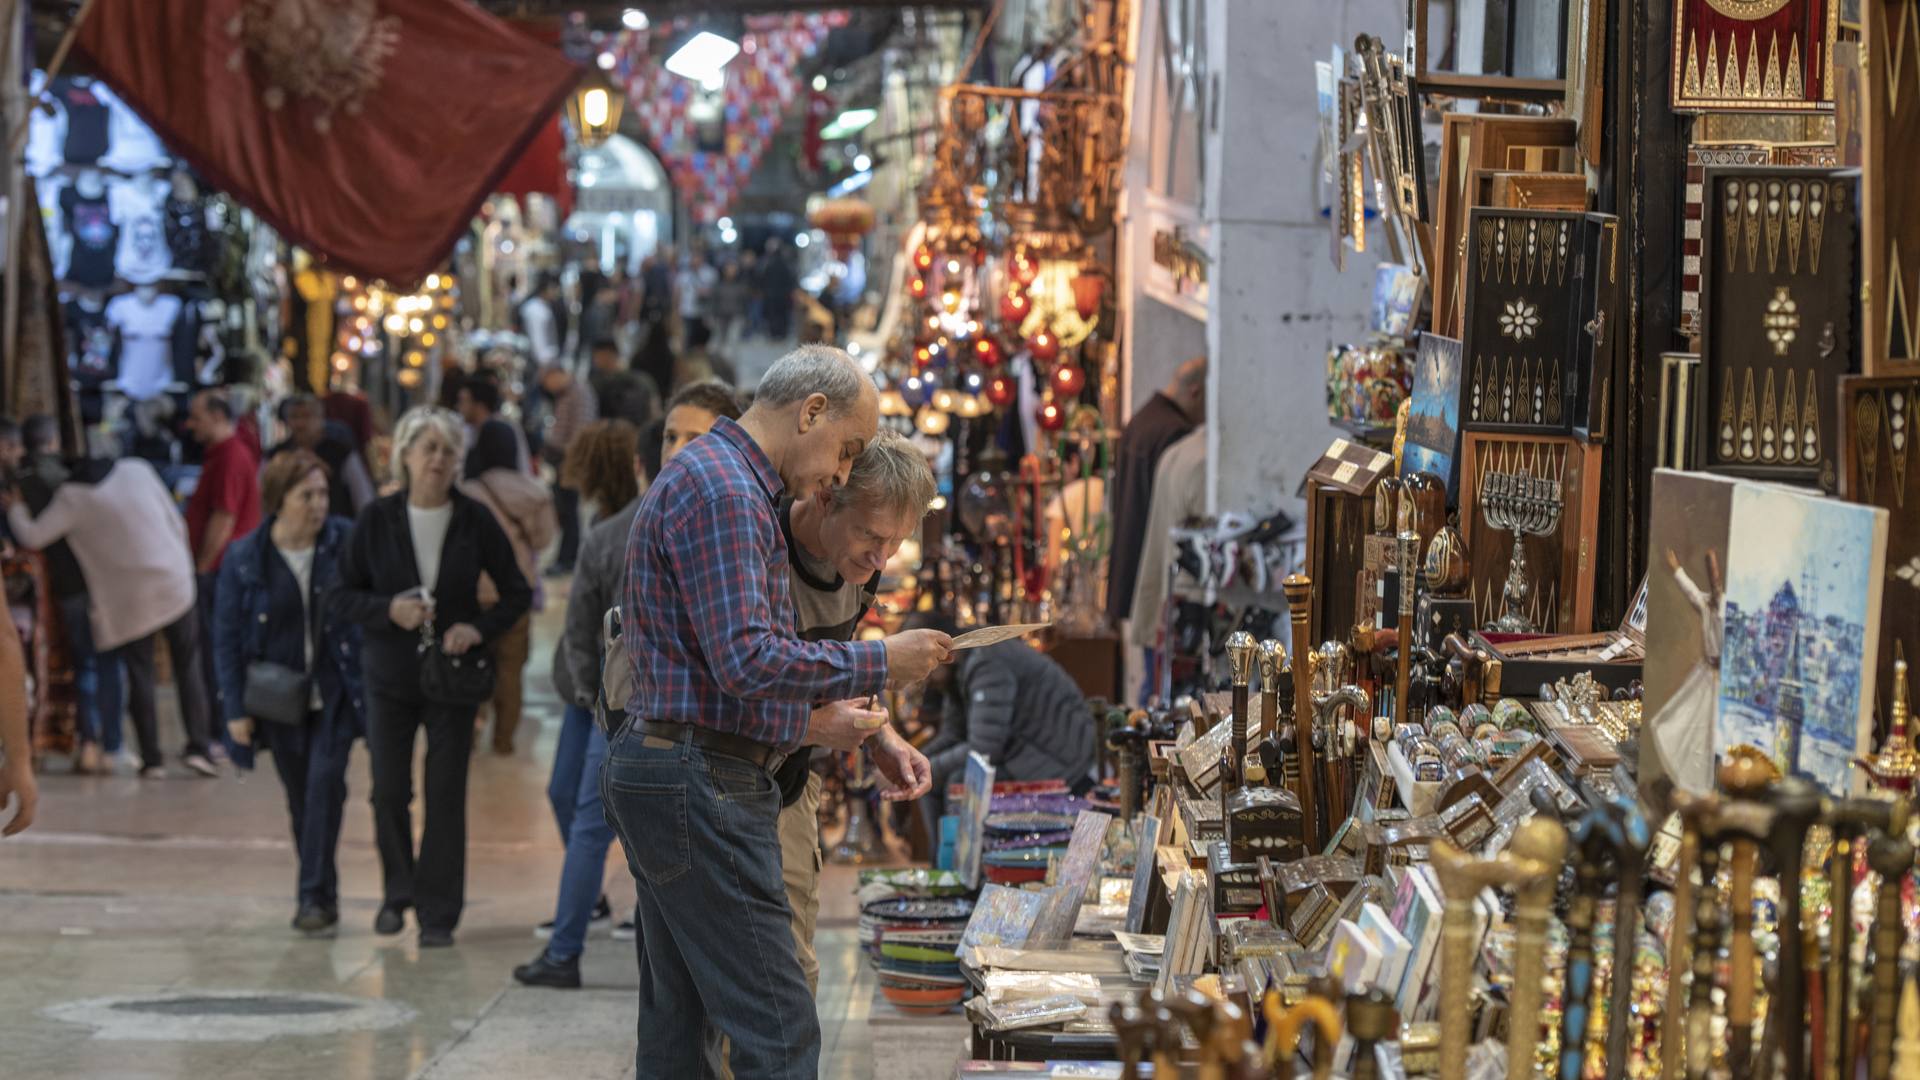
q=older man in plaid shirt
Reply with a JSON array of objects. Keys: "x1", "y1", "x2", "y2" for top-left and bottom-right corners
[{"x1": 604, "y1": 344, "x2": 952, "y2": 1079}]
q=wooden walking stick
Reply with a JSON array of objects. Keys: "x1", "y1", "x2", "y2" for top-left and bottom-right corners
[
  {"x1": 1894, "y1": 973, "x2": 1920, "y2": 1080},
  {"x1": 1282, "y1": 575, "x2": 1319, "y2": 850},
  {"x1": 1717, "y1": 757, "x2": 1780, "y2": 1080},
  {"x1": 1510, "y1": 815, "x2": 1572, "y2": 1080},
  {"x1": 1433, "y1": 838, "x2": 1536, "y2": 1080},
  {"x1": 1667, "y1": 789, "x2": 1722, "y2": 1080},
  {"x1": 1596, "y1": 793, "x2": 1652, "y2": 1080},
  {"x1": 1824, "y1": 796, "x2": 1912, "y2": 1080},
  {"x1": 1767, "y1": 777, "x2": 1827, "y2": 1080},
  {"x1": 1557, "y1": 804, "x2": 1615, "y2": 1080},
  {"x1": 1348, "y1": 990, "x2": 1397, "y2": 1080},
  {"x1": 1867, "y1": 832, "x2": 1916, "y2": 1080},
  {"x1": 1226, "y1": 631, "x2": 1256, "y2": 792},
  {"x1": 1394, "y1": 531, "x2": 1418, "y2": 727},
  {"x1": 1262, "y1": 991, "x2": 1342, "y2": 1080}
]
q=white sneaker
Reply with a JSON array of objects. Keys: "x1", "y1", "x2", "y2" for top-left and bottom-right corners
[
  {"x1": 140, "y1": 766, "x2": 167, "y2": 779},
  {"x1": 182, "y1": 754, "x2": 219, "y2": 778},
  {"x1": 109, "y1": 749, "x2": 141, "y2": 773},
  {"x1": 611, "y1": 907, "x2": 637, "y2": 941}
]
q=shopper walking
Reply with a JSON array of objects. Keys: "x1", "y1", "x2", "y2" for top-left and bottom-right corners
[
  {"x1": 711, "y1": 260, "x2": 752, "y2": 346},
  {"x1": 457, "y1": 423, "x2": 555, "y2": 755},
  {"x1": 186, "y1": 390, "x2": 262, "y2": 732},
  {"x1": 602, "y1": 344, "x2": 952, "y2": 1078},
  {"x1": 538, "y1": 363, "x2": 595, "y2": 576},
  {"x1": 4, "y1": 453, "x2": 218, "y2": 777},
  {"x1": 759, "y1": 239, "x2": 797, "y2": 341},
  {"x1": 661, "y1": 382, "x2": 742, "y2": 462},
  {"x1": 519, "y1": 273, "x2": 562, "y2": 369},
  {"x1": 514, "y1": 419, "x2": 643, "y2": 988},
  {"x1": 13, "y1": 415, "x2": 125, "y2": 773},
  {"x1": 587, "y1": 339, "x2": 659, "y2": 430},
  {"x1": 212, "y1": 450, "x2": 365, "y2": 934},
  {"x1": 266, "y1": 394, "x2": 375, "y2": 520},
  {"x1": 330, "y1": 407, "x2": 531, "y2": 945}
]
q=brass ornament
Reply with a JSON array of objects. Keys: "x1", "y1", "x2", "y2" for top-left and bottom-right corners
[{"x1": 1705, "y1": 0, "x2": 1793, "y2": 18}]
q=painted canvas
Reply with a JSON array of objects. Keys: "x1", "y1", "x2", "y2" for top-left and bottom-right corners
[
  {"x1": 1642, "y1": 469, "x2": 1739, "y2": 802},
  {"x1": 1402, "y1": 332, "x2": 1464, "y2": 503},
  {"x1": 955, "y1": 752, "x2": 996, "y2": 890},
  {"x1": 1716, "y1": 484, "x2": 1889, "y2": 795},
  {"x1": 1372, "y1": 263, "x2": 1425, "y2": 338}
]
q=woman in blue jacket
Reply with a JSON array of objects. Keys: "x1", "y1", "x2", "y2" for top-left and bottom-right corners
[{"x1": 214, "y1": 449, "x2": 365, "y2": 934}]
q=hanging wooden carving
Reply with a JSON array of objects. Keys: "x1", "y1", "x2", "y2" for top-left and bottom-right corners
[
  {"x1": 1698, "y1": 166, "x2": 1861, "y2": 492},
  {"x1": 1840, "y1": 374, "x2": 1919, "y2": 740},
  {"x1": 1458, "y1": 208, "x2": 1609, "y2": 438},
  {"x1": 1670, "y1": 0, "x2": 1838, "y2": 111},
  {"x1": 1860, "y1": 0, "x2": 1920, "y2": 373}
]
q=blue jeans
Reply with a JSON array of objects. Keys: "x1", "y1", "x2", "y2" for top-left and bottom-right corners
[
  {"x1": 546, "y1": 706, "x2": 615, "y2": 960},
  {"x1": 601, "y1": 724, "x2": 818, "y2": 1080},
  {"x1": 60, "y1": 593, "x2": 123, "y2": 753},
  {"x1": 263, "y1": 707, "x2": 356, "y2": 908}
]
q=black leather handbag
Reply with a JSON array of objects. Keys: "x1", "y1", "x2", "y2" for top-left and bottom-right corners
[
  {"x1": 243, "y1": 660, "x2": 311, "y2": 726},
  {"x1": 417, "y1": 620, "x2": 495, "y2": 706}
]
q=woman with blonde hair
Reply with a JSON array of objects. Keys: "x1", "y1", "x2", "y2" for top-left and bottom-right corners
[{"x1": 330, "y1": 406, "x2": 531, "y2": 946}]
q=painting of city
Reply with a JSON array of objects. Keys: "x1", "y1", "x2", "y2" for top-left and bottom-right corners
[
  {"x1": 1716, "y1": 484, "x2": 1889, "y2": 796},
  {"x1": 1401, "y1": 332, "x2": 1463, "y2": 503}
]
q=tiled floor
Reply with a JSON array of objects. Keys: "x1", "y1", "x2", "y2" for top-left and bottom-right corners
[{"x1": 0, "y1": 577, "x2": 910, "y2": 1079}]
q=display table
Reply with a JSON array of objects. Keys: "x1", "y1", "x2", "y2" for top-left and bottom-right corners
[{"x1": 868, "y1": 983, "x2": 972, "y2": 1080}]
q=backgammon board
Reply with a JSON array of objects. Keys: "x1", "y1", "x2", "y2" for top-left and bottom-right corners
[
  {"x1": 1859, "y1": 0, "x2": 1920, "y2": 374},
  {"x1": 1841, "y1": 374, "x2": 1920, "y2": 740},
  {"x1": 1670, "y1": 0, "x2": 1838, "y2": 112},
  {"x1": 1433, "y1": 116, "x2": 1579, "y2": 340},
  {"x1": 1458, "y1": 433, "x2": 1604, "y2": 635},
  {"x1": 1697, "y1": 165, "x2": 1861, "y2": 492}
]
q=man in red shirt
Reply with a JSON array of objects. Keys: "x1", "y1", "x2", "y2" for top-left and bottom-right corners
[{"x1": 185, "y1": 390, "x2": 261, "y2": 742}]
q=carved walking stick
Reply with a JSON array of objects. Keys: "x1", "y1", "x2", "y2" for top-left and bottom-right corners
[
  {"x1": 1348, "y1": 990, "x2": 1397, "y2": 1080},
  {"x1": 1558, "y1": 805, "x2": 1616, "y2": 1080},
  {"x1": 1262, "y1": 990, "x2": 1342, "y2": 1080},
  {"x1": 1824, "y1": 797, "x2": 1912, "y2": 1080},
  {"x1": 1670, "y1": 790, "x2": 1723, "y2": 1080},
  {"x1": 1509, "y1": 815, "x2": 1572, "y2": 1080},
  {"x1": 1894, "y1": 973, "x2": 1920, "y2": 1080},
  {"x1": 1227, "y1": 631, "x2": 1256, "y2": 792},
  {"x1": 1282, "y1": 576, "x2": 1320, "y2": 850},
  {"x1": 1433, "y1": 838, "x2": 1536, "y2": 1080},
  {"x1": 1767, "y1": 777, "x2": 1826, "y2": 1080},
  {"x1": 1259, "y1": 638, "x2": 1287, "y2": 742},
  {"x1": 1394, "y1": 531, "x2": 1418, "y2": 727},
  {"x1": 1717, "y1": 758, "x2": 1780, "y2": 1080},
  {"x1": 1867, "y1": 832, "x2": 1915, "y2": 1080},
  {"x1": 1601, "y1": 794, "x2": 1652, "y2": 1080}
]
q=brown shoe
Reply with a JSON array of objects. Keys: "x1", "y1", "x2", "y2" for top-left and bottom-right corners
[{"x1": 73, "y1": 741, "x2": 101, "y2": 775}]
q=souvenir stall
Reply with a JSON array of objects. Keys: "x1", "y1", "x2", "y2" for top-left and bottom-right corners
[{"x1": 906, "y1": 0, "x2": 1920, "y2": 1075}]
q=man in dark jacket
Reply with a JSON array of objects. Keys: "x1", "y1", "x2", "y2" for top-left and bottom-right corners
[
  {"x1": 907, "y1": 613, "x2": 1096, "y2": 846},
  {"x1": 1106, "y1": 357, "x2": 1206, "y2": 622},
  {"x1": 266, "y1": 394, "x2": 375, "y2": 520}
]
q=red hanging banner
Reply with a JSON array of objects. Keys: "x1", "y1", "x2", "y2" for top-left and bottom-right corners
[{"x1": 75, "y1": 0, "x2": 583, "y2": 285}]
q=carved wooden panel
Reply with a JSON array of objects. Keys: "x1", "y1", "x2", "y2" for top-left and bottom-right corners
[
  {"x1": 1671, "y1": 0, "x2": 1839, "y2": 112},
  {"x1": 1459, "y1": 209, "x2": 1606, "y2": 438},
  {"x1": 1305, "y1": 479, "x2": 1372, "y2": 649},
  {"x1": 1861, "y1": 0, "x2": 1920, "y2": 373},
  {"x1": 1840, "y1": 374, "x2": 1919, "y2": 741},
  {"x1": 1432, "y1": 116, "x2": 1578, "y2": 341}
]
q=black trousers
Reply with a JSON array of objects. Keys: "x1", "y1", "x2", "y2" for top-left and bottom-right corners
[
  {"x1": 365, "y1": 675, "x2": 477, "y2": 932},
  {"x1": 122, "y1": 610, "x2": 216, "y2": 769},
  {"x1": 552, "y1": 484, "x2": 581, "y2": 569}
]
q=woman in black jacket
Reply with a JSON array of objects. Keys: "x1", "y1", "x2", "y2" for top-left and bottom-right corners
[{"x1": 330, "y1": 406, "x2": 531, "y2": 946}]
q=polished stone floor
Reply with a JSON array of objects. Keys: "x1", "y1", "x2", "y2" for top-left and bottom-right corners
[{"x1": 0, "y1": 579, "x2": 893, "y2": 1080}]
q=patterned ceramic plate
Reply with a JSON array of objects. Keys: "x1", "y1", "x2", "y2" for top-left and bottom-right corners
[
  {"x1": 860, "y1": 897, "x2": 974, "y2": 923},
  {"x1": 984, "y1": 811, "x2": 1079, "y2": 834}
]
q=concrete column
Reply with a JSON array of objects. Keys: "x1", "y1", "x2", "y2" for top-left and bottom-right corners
[{"x1": 1202, "y1": 0, "x2": 1401, "y2": 519}]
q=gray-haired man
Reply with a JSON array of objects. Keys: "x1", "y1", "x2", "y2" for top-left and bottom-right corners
[{"x1": 605, "y1": 345, "x2": 952, "y2": 1079}]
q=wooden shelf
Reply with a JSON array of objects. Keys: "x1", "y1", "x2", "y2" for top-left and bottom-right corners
[{"x1": 1417, "y1": 71, "x2": 1567, "y2": 102}]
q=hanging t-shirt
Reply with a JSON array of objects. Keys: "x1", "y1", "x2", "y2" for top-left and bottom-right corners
[
  {"x1": 165, "y1": 196, "x2": 212, "y2": 272},
  {"x1": 94, "y1": 81, "x2": 171, "y2": 176},
  {"x1": 64, "y1": 298, "x2": 115, "y2": 389},
  {"x1": 38, "y1": 173, "x2": 70, "y2": 280},
  {"x1": 110, "y1": 177, "x2": 172, "y2": 285},
  {"x1": 103, "y1": 291, "x2": 182, "y2": 401},
  {"x1": 60, "y1": 185, "x2": 116, "y2": 289},
  {"x1": 50, "y1": 77, "x2": 108, "y2": 165}
]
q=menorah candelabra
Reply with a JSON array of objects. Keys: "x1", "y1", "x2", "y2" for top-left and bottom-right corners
[{"x1": 1479, "y1": 468, "x2": 1563, "y2": 633}]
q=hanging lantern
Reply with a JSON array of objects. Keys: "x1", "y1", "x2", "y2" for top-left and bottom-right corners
[
  {"x1": 1028, "y1": 330, "x2": 1059, "y2": 364},
  {"x1": 1035, "y1": 399, "x2": 1067, "y2": 432},
  {"x1": 914, "y1": 244, "x2": 934, "y2": 272},
  {"x1": 915, "y1": 405, "x2": 952, "y2": 435},
  {"x1": 985, "y1": 375, "x2": 1017, "y2": 407},
  {"x1": 901, "y1": 374, "x2": 932, "y2": 408},
  {"x1": 955, "y1": 393, "x2": 986, "y2": 419},
  {"x1": 1000, "y1": 290, "x2": 1030, "y2": 324},
  {"x1": 1071, "y1": 270, "x2": 1107, "y2": 320},
  {"x1": 808, "y1": 197, "x2": 876, "y2": 258},
  {"x1": 974, "y1": 338, "x2": 1003, "y2": 368},
  {"x1": 962, "y1": 371, "x2": 984, "y2": 392},
  {"x1": 564, "y1": 70, "x2": 624, "y2": 148},
  {"x1": 909, "y1": 276, "x2": 928, "y2": 301},
  {"x1": 932, "y1": 387, "x2": 958, "y2": 412},
  {"x1": 914, "y1": 346, "x2": 932, "y2": 367},
  {"x1": 940, "y1": 290, "x2": 962, "y2": 314},
  {"x1": 878, "y1": 388, "x2": 911, "y2": 416},
  {"x1": 1009, "y1": 249, "x2": 1040, "y2": 287},
  {"x1": 1051, "y1": 362, "x2": 1086, "y2": 397}
]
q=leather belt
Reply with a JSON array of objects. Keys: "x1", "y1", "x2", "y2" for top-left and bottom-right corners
[{"x1": 637, "y1": 719, "x2": 788, "y2": 774}]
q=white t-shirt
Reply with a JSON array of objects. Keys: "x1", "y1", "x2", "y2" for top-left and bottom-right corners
[
  {"x1": 275, "y1": 542, "x2": 324, "y2": 710},
  {"x1": 407, "y1": 501, "x2": 454, "y2": 596},
  {"x1": 519, "y1": 296, "x2": 558, "y2": 364},
  {"x1": 109, "y1": 176, "x2": 171, "y2": 284},
  {"x1": 104, "y1": 290, "x2": 181, "y2": 401}
]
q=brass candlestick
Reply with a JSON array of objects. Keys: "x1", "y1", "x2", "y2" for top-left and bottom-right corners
[
  {"x1": 1282, "y1": 575, "x2": 1319, "y2": 852},
  {"x1": 1508, "y1": 816, "x2": 1571, "y2": 1080},
  {"x1": 1869, "y1": 833, "x2": 1916, "y2": 1080}
]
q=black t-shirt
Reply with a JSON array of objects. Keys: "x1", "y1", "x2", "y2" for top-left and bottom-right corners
[
  {"x1": 52, "y1": 78, "x2": 108, "y2": 165},
  {"x1": 60, "y1": 186, "x2": 116, "y2": 289},
  {"x1": 772, "y1": 496, "x2": 879, "y2": 806},
  {"x1": 65, "y1": 299, "x2": 115, "y2": 389}
]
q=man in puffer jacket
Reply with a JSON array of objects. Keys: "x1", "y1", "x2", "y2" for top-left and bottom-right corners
[{"x1": 906, "y1": 612, "x2": 1096, "y2": 845}]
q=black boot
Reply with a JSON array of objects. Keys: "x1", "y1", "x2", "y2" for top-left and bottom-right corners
[
  {"x1": 293, "y1": 903, "x2": 339, "y2": 934},
  {"x1": 374, "y1": 903, "x2": 407, "y2": 935},
  {"x1": 513, "y1": 950, "x2": 582, "y2": 989}
]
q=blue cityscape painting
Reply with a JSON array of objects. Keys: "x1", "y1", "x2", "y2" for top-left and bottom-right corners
[{"x1": 1716, "y1": 484, "x2": 1886, "y2": 795}]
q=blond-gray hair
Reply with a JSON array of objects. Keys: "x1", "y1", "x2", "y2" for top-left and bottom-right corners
[
  {"x1": 753, "y1": 344, "x2": 870, "y2": 419},
  {"x1": 389, "y1": 406, "x2": 466, "y2": 490},
  {"x1": 829, "y1": 428, "x2": 936, "y2": 522}
]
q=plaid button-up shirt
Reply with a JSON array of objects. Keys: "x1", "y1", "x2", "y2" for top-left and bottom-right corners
[{"x1": 622, "y1": 416, "x2": 888, "y2": 751}]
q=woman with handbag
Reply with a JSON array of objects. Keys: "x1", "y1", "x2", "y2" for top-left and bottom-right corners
[
  {"x1": 330, "y1": 407, "x2": 531, "y2": 946},
  {"x1": 212, "y1": 449, "x2": 365, "y2": 934},
  {"x1": 457, "y1": 422, "x2": 557, "y2": 755}
]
